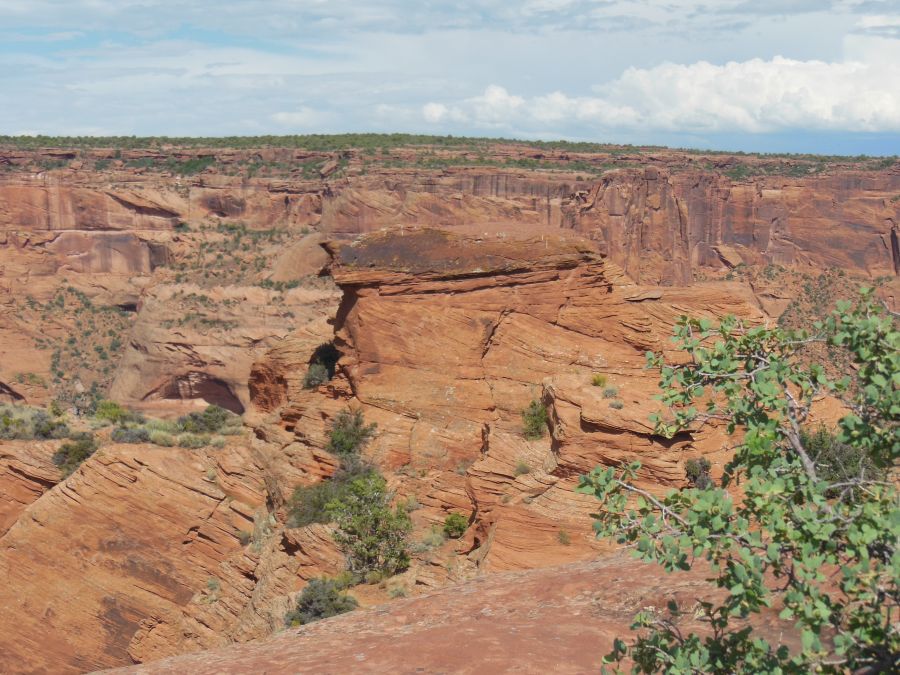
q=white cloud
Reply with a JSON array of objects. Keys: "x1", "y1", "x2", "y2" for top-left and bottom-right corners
[
  {"x1": 422, "y1": 44, "x2": 900, "y2": 133},
  {"x1": 271, "y1": 107, "x2": 324, "y2": 128},
  {"x1": 422, "y1": 102, "x2": 448, "y2": 123}
]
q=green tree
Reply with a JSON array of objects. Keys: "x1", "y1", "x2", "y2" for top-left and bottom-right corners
[
  {"x1": 577, "y1": 291, "x2": 898, "y2": 673},
  {"x1": 326, "y1": 409, "x2": 377, "y2": 457},
  {"x1": 326, "y1": 471, "x2": 411, "y2": 577}
]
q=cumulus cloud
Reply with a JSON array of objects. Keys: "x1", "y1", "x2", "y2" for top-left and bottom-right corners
[
  {"x1": 271, "y1": 107, "x2": 324, "y2": 128},
  {"x1": 422, "y1": 46, "x2": 900, "y2": 133}
]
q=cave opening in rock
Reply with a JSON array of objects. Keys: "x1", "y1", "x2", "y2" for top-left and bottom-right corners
[{"x1": 146, "y1": 372, "x2": 245, "y2": 414}]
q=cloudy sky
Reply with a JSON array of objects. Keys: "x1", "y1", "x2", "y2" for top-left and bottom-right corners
[{"x1": 1, "y1": 0, "x2": 899, "y2": 153}]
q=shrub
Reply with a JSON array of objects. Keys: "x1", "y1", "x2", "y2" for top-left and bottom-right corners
[
  {"x1": 411, "y1": 526, "x2": 446, "y2": 553},
  {"x1": 177, "y1": 433, "x2": 207, "y2": 449},
  {"x1": 608, "y1": 399, "x2": 624, "y2": 410},
  {"x1": 684, "y1": 457, "x2": 713, "y2": 489},
  {"x1": 602, "y1": 386, "x2": 619, "y2": 399},
  {"x1": 521, "y1": 400, "x2": 547, "y2": 439},
  {"x1": 0, "y1": 405, "x2": 69, "y2": 440},
  {"x1": 148, "y1": 430, "x2": 175, "y2": 447},
  {"x1": 443, "y1": 512, "x2": 468, "y2": 539},
  {"x1": 210, "y1": 436, "x2": 226, "y2": 449},
  {"x1": 284, "y1": 578, "x2": 358, "y2": 627},
  {"x1": 514, "y1": 460, "x2": 531, "y2": 476},
  {"x1": 326, "y1": 471, "x2": 411, "y2": 577},
  {"x1": 303, "y1": 362, "x2": 330, "y2": 389},
  {"x1": 30, "y1": 410, "x2": 70, "y2": 439},
  {"x1": 326, "y1": 409, "x2": 377, "y2": 457},
  {"x1": 95, "y1": 400, "x2": 142, "y2": 425},
  {"x1": 287, "y1": 462, "x2": 378, "y2": 527},
  {"x1": 558, "y1": 529, "x2": 571, "y2": 546},
  {"x1": 111, "y1": 426, "x2": 150, "y2": 443},
  {"x1": 177, "y1": 405, "x2": 238, "y2": 434},
  {"x1": 52, "y1": 433, "x2": 98, "y2": 477},
  {"x1": 591, "y1": 374, "x2": 608, "y2": 387},
  {"x1": 801, "y1": 425, "x2": 883, "y2": 499}
]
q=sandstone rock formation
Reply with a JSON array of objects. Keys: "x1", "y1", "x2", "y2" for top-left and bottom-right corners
[
  {"x1": 111, "y1": 551, "x2": 793, "y2": 675},
  {"x1": 0, "y1": 140, "x2": 896, "y2": 673}
]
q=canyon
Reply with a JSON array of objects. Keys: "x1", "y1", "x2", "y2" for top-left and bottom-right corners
[{"x1": 0, "y1": 138, "x2": 897, "y2": 673}]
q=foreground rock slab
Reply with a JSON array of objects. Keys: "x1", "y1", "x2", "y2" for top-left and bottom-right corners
[{"x1": 110, "y1": 551, "x2": 788, "y2": 675}]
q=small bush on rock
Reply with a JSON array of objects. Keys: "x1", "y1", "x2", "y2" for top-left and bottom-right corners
[
  {"x1": 591, "y1": 374, "x2": 607, "y2": 387},
  {"x1": 177, "y1": 433, "x2": 207, "y2": 449},
  {"x1": 284, "y1": 578, "x2": 358, "y2": 627},
  {"x1": 521, "y1": 400, "x2": 547, "y2": 440},
  {"x1": 52, "y1": 432, "x2": 98, "y2": 477},
  {"x1": 302, "y1": 362, "x2": 329, "y2": 389},
  {"x1": 111, "y1": 426, "x2": 150, "y2": 443},
  {"x1": 443, "y1": 512, "x2": 468, "y2": 539},
  {"x1": 684, "y1": 457, "x2": 713, "y2": 489},
  {"x1": 326, "y1": 409, "x2": 377, "y2": 457},
  {"x1": 148, "y1": 430, "x2": 175, "y2": 447}
]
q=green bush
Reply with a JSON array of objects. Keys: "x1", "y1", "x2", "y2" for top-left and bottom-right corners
[
  {"x1": 608, "y1": 399, "x2": 624, "y2": 410},
  {"x1": 177, "y1": 433, "x2": 207, "y2": 449},
  {"x1": 111, "y1": 426, "x2": 150, "y2": 443},
  {"x1": 95, "y1": 400, "x2": 143, "y2": 425},
  {"x1": 0, "y1": 405, "x2": 69, "y2": 440},
  {"x1": 52, "y1": 433, "x2": 98, "y2": 477},
  {"x1": 591, "y1": 374, "x2": 607, "y2": 387},
  {"x1": 326, "y1": 471, "x2": 411, "y2": 577},
  {"x1": 801, "y1": 425, "x2": 883, "y2": 499},
  {"x1": 558, "y1": 529, "x2": 571, "y2": 546},
  {"x1": 443, "y1": 512, "x2": 468, "y2": 539},
  {"x1": 521, "y1": 400, "x2": 547, "y2": 439},
  {"x1": 303, "y1": 342, "x2": 341, "y2": 389},
  {"x1": 177, "y1": 405, "x2": 238, "y2": 434},
  {"x1": 287, "y1": 462, "x2": 378, "y2": 528},
  {"x1": 326, "y1": 409, "x2": 377, "y2": 457},
  {"x1": 602, "y1": 386, "x2": 619, "y2": 399},
  {"x1": 148, "y1": 430, "x2": 175, "y2": 446},
  {"x1": 684, "y1": 457, "x2": 713, "y2": 489},
  {"x1": 284, "y1": 577, "x2": 358, "y2": 627},
  {"x1": 514, "y1": 460, "x2": 531, "y2": 476}
]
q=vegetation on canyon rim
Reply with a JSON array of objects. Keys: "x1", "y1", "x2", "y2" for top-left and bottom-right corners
[{"x1": 579, "y1": 291, "x2": 898, "y2": 673}]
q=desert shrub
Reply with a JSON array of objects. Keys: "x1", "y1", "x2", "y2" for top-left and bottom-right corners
[
  {"x1": 95, "y1": 400, "x2": 143, "y2": 425},
  {"x1": 177, "y1": 405, "x2": 239, "y2": 434},
  {"x1": 177, "y1": 433, "x2": 207, "y2": 449},
  {"x1": 411, "y1": 526, "x2": 446, "y2": 553},
  {"x1": 0, "y1": 405, "x2": 69, "y2": 440},
  {"x1": 210, "y1": 436, "x2": 226, "y2": 449},
  {"x1": 591, "y1": 373, "x2": 608, "y2": 387},
  {"x1": 558, "y1": 529, "x2": 571, "y2": 546},
  {"x1": 30, "y1": 410, "x2": 70, "y2": 439},
  {"x1": 287, "y1": 462, "x2": 378, "y2": 527},
  {"x1": 602, "y1": 386, "x2": 619, "y2": 399},
  {"x1": 326, "y1": 471, "x2": 411, "y2": 576},
  {"x1": 802, "y1": 425, "x2": 883, "y2": 499},
  {"x1": 521, "y1": 400, "x2": 547, "y2": 439},
  {"x1": 303, "y1": 342, "x2": 341, "y2": 389},
  {"x1": 302, "y1": 363, "x2": 330, "y2": 389},
  {"x1": 684, "y1": 457, "x2": 713, "y2": 489},
  {"x1": 326, "y1": 409, "x2": 377, "y2": 457},
  {"x1": 284, "y1": 577, "x2": 358, "y2": 627},
  {"x1": 443, "y1": 512, "x2": 468, "y2": 539},
  {"x1": 514, "y1": 460, "x2": 531, "y2": 476},
  {"x1": 52, "y1": 432, "x2": 98, "y2": 477},
  {"x1": 148, "y1": 430, "x2": 175, "y2": 447},
  {"x1": 608, "y1": 399, "x2": 624, "y2": 409},
  {"x1": 111, "y1": 426, "x2": 150, "y2": 443}
]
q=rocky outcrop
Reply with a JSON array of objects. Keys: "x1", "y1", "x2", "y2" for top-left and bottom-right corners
[
  {"x1": 257, "y1": 228, "x2": 763, "y2": 575},
  {"x1": 111, "y1": 551, "x2": 793, "y2": 675}
]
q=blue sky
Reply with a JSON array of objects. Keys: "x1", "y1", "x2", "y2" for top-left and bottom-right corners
[{"x1": 1, "y1": 0, "x2": 899, "y2": 154}]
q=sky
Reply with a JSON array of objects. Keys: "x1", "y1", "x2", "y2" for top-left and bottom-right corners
[{"x1": 1, "y1": 0, "x2": 899, "y2": 154}]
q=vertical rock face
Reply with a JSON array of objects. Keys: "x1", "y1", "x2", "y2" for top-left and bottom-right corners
[{"x1": 257, "y1": 228, "x2": 762, "y2": 577}]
